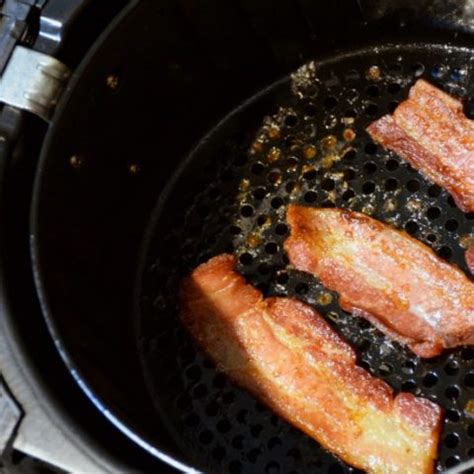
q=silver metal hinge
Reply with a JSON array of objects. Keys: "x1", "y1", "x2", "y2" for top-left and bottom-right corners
[
  {"x1": 0, "y1": 45, "x2": 70, "y2": 121},
  {"x1": 0, "y1": 377, "x2": 22, "y2": 456}
]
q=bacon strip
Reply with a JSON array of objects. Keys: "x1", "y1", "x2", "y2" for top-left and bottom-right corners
[
  {"x1": 180, "y1": 254, "x2": 442, "y2": 474},
  {"x1": 285, "y1": 205, "x2": 474, "y2": 358},
  {"x1": 367, "y1": 79, "x2": 474, "y2": 212},
  {"x1": 466, "y1": 245, "x2": 474, "y2": 274}
]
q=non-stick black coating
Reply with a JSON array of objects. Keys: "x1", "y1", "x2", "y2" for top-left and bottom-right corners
[{"x1": 29, "y1": 0, "x2": 474, "y2": 471}]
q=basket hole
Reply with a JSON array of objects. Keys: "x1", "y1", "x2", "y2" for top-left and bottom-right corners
[
  {"x1": 258, "y1": 263, "x2": 271, "y2": 275},
  {"x1": 468, "y1": 424, "x2": 474, "y2": 437},
  {"x1": 268, "y1": 170, "x2": 282, "y2": 185},
  {"x1": 366, "y1": 85, "x2": 379, "y2": 97},
  {"x1": 463, "y1": 347, "x2": 474, "y2": 360},
  {"x1": 193, "y1": 383, "x2": 207, "y2": 398},
  {"x1": 185, "y1": 413, "x2": 199, "y2": 427},
  {"x1": 343, "y1": 149, "x2": 357, "y2": 161},
  {"x1": 444, "y1": 360, "x2": 459, "y2": 375},
  {"x1": 265, "y1": 242, "x2": 278, "y2": 254},
  {"x1": 324, "y1": 96, "x2": 338, "y2": 109},
  {"x1": 438, "y1": 246, "x2": 452, "y2": 259},
  {"x1": 287, "y1": 448, "x2": 301, "y2": 460},
  {"x1": 445, "y1": 385, "x2": 460, "y2": 399},
  {"x1": 412, "y1": 63, "x2": 425, "y2": 77},
  {"x1": 385, "y1": 159, "x2": 399, "y2": 170},
  {"x1": 212, "y1": 446, "x2": 226, "y2": 461},
  {"x1": 358, "y1": 339, "x2": 371, "y2": 351},
  {"x1": 322, "y1": 178, "x2": 335, "y2": 191},
  {"x1": 221, "y1": 169, "x2": 233, "y2": 181},
  {"x1": 268, "y1": 437, "x2": 282, "y2": 449},
  {"x1": 328, "y1": 464, "x2": 345, "y2": 474},
  {"x1": 295, "y1": 282, "x2": 309, "y2": 295},
  {"x1": 251, "y1": 424, "x2": 263, "y2": 438},
  {"x1": 428, "y1": 184, "x2": 441, "y2": 197},
  {"x1": 205, "y1": 401, "x2": 218, "y2": 416},
  {"x1": 446, "y1": 408, "x2": 460, "y2": 422},
  {"x1": 271, "y1": 197, "x2": 284, "y2": 209},
  {"x1": 388, "y1": 101, "x2": 399, "y2": 113},
  {"x1": 236, "y1": 409, "x2": 248, "y2": 423},
  {"x1": 426, "y1": 207, "x2": 441, "y2": 220},
  {"x1": 343, "y1": 189, "x2": 355, "y2": 201},
  {"x1": 362, "y1": 182, "x2": 376, "y2": 194},
  {"x1": 185, "y1": 365, "x2": 201, "y2": 380},
  {"x1": 344, "y1": 109, "x2": 357, "y2": 120},
  {"x1": 464, "y1": 371, "x2": 474, "y2": 387},
  {"x1": 445, "y1": 219, "x2": 458, "y2": 231},
  {"x1": 229, "y1": 460, "x2": 243, "y2": 474},
  {"x1": 404, "y1": 221, "x2": 418, "y2": 235},
  {"x1": 229, "y1": 225, "x2": 241, "y2": 235},
  {"x1": 444, "y1": 433, "x2": 459, "y2": 449},
  {"x1": 431, "y1": 65, "x2": 446, "y2": 79},
  {"x1": 378, "y1": 363, "x2": 392, "y2": 376},
  {"x1": 365, "y1": 103, "x2": 378, "y2": 116},
  {"x1": 388, "y1": 62, "x2": 403, "y2": 73},
  {"x1": 285, "y1": 180, "x2": 296, "y2": 193},
  {"x1": 388, "y1": 82, "x2": 401, "y2": 94},
  {"x1": 247, "y1": 448, "x2": 261, "y2": 463},
  {"x1": 406, "y1": 179, "x2": 420, "y2": 192},
  {"x1": 363, "y1": 162, "x2": 377, "y2": 174},
  {"x1": 276, "y1": 271, "x2": 289, "y2": 284},
  {"x1": 447, "y1": 195, "x2": 457, "y2": 207},
  {"x1": 232, "y1": 435, "x2": 244, "y2": 449},
  {"x1": 234, "y1": 154, "x2": 247, "y2": 166},
  {"x1": 213, "y1": 373, "x2": 227, "y2": 388},
  {"x1": 253, "y1": 187, "x2": 266, "y2": 200},
  {"x1": 239, "y1": 253, "x2": 253, "y2": 265},
  {"x1": 265, "y1": 461, "x2": 280, "y2": 474},
  {"x1": 402, "y1": 359, "x2": 416, "y2": 374},
  {"x1": 304, "y1": 103, "x2": 317, "y2": 116},
  {"x1": 364, "y1": 142, "x2": 377, "y2": 155},
  {"x1": 199, "y1": 430, "x2": 213, "y2": 444},
  {"x1": 303, "y1": 168, "x2": 317, "y2": 181},
  {"x1": 251, "y1": 162, "x2": 265, "y2": 175},
  {"x1": 422, "y1": 372, "x2": 438, "y2": 387},
  {"x1": 217, "y1": 419, "x2": 231, "y2": 433},
  {"x1": 322, "y1": 200, "x2": 336, "y2": 208},
  {"x1": 196, "y1": 204, "x2": 210, "y2": 218},
  {"x1": 284, "y1": 114, "x2": 298, "y2": 127},
  {"x1": 305, "y1": 191, "x2": 318, "y2": 203},
  {"x1": 401, "y1": 380, "x2": 416, "y2": 392},
  {"x1": 384, "y1": 178, "x2": 398, "y2": 191},
  {"x1": 444, "y1": 456, "x2": 460, "y2": 469},
  {"x1": 275, "y1": 223, "x2": 289, "y2": 235}
]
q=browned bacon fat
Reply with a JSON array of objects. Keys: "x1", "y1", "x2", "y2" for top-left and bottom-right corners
[
  {"x1": 180, "y1": 254, "x2": 442, "y2": 473},
  {"x1": 285, "y1": 205, "x2": 474, "y2": 358},
  {"x1": 367, "y1": 79, "x2": 474, "y2": 212}
]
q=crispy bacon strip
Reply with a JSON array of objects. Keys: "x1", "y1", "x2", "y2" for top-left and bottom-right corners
[
  {"x1": 180, "y1": 254, "x2": 442, "y2": 474},
  {"x1": 285, "y1": 205, "x2": 474, "y2": 358},
  {"x1": 466, "y1": 245, "x2": 474, "y2": 274},
  {"x1": 367, "y1": 79, "x2": 474, "y2": 212}
]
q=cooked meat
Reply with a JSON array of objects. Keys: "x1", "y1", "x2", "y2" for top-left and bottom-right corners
[
  {"x1": 285, "y1": 205, "x2": 474, "y2": 358},
  {"x1": 180, "y1": 254, "x2": 442, "y2": 474},
  {"x1": 466, "y1": 245, "x2": 474, "y2": 274},
  {"x1": 367, "y1": 79, "x2": 474, "y2": 212}
]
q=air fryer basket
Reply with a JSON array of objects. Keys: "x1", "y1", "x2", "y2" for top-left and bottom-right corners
[
  {"x1": 138, "y1": 44, "x2": 474, "y2": 473},
  {"x1": 30, "y1": 1, "x2": 474, "y2": 472}
]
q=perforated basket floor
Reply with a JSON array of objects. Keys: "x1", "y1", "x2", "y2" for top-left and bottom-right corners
[{"x1": 138, "y1": 43, "x2": 474, "y2": 473}]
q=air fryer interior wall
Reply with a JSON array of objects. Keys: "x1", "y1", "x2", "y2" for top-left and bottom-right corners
[{"x1": 30, "y1": 0, "x2": 474, "y2": 468}]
